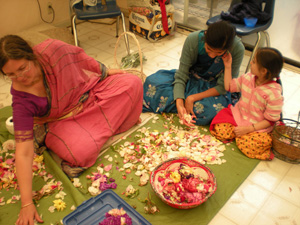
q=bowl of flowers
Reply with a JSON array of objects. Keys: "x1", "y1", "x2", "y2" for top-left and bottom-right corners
[{"x1": 150, "y1": 157, "x2": 217, "y2": 209}]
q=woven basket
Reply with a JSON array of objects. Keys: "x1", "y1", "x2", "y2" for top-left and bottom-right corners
[
  {"x1": 114, "y1": 31, "x2": 146, "y2": 83},
  {"x1": 272, "y1": 114, "x2": 300, "y2": 164}
]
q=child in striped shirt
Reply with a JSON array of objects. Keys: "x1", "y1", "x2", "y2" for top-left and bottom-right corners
[{"x1": 210, "y1": 47, "x2": 284, "y2": 160}]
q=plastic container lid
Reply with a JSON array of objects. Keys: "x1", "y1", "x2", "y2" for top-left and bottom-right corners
[{"x1": 63, "y1": 189, "x2": 151, "y2": 225}]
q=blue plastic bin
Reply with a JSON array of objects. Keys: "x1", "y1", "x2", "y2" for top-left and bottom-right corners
[{"x1": 63, "y1": 190, "x2": 151, "y2": 225}]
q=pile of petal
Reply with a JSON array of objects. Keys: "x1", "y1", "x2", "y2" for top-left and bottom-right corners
[
  {"x1": 86, "y1": 164, "x2": 117, "y2": 196},
  {"x1": 117, "y1": 114, "x2": 226, "y2": 180},
  {"x1": 0, "y1": 139, "x2": 64, "y2": 206}
]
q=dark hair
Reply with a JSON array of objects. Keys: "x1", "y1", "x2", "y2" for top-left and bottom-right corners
[
  {"x1": 255, "y1": 47, "x2": 284, "y2": 80},
  {"x1": 0, "y1": 35, "x2": 36, "y2": 74},
  {"x1": 204, "y1": 20, "x2": 236, "y2": 51}
]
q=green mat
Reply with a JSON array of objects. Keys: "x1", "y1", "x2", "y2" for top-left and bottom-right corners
[{"x1": 0, "y1": 106, "x2": 260, "y2": 225}]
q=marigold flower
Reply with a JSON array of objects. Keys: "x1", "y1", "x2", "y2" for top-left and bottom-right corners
[
  {"x1": 170, "y1": 172, "x2": 181, "y2": 183},
  {"x1": 53, "y1": 199, "x2": 66, "y2": 211},
  {"x1": 33, "y1": 155, "x2": 44, "y2": 163}
]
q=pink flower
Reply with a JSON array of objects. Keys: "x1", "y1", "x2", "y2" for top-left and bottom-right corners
[
  {"x1": 5, "y1": 158, "x2": 14, "y2": 165},
  {"x1": 104, "y1": 164, "x2": 112, "y2": 172},
  {"x1": 163, "y1": 183, "x2": 175, "y2": 193},
  {"x1": 182, "y1": 178, "x2": 201, "y2": 192}
]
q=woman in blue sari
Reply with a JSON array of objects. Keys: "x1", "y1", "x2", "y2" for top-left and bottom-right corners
[{"x1": 143, "y1": 21, "x2": 245, "y2": 125}]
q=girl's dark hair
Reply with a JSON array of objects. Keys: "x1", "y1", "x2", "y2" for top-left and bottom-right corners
[
  {"x1": 204, "y1": 20, "x2": 236, "y2": 51},
  {"x1": 0, "y1": 35, "x2": 36, "y2": 74},
  {"x1": 255, "y1": 47, "x2": 284, "y2": 80}
]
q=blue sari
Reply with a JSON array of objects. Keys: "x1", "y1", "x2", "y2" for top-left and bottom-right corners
[{"x1": 143, "y1": 37, "x2": 231, "y2": 125}]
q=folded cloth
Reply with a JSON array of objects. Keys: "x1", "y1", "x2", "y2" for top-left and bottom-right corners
[
  {"x1": 71, "y1": 0, "x2": 97, "y2": 7},
  {"x1": 221, "y1": 0, "x2": 271, "y2": 24}
]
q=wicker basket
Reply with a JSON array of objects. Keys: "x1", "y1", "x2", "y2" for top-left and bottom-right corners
[
  {"x1": 272, "y1": 114, "x2": 300, "y2": 164},
  {"x1": 114, "y1": 31, "x2": 146, "y2": 83}
]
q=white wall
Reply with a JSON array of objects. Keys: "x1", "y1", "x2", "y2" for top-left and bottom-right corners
[
  {"x1": 242, "y1": 0, "x2": 300, "y2": 64},
  {"x1": 0, "y1": 0, "x2": 128, "y2": 37},
  {"x1": 0, "y1": 0, "x2": 70, "y2": 37}
]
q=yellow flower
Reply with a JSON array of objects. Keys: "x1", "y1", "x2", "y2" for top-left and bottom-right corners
[
  {"x1": 53, "y1": 199, "x2": 66, "y2": 211},
  {"x1": 34, "y1": 155, "x2": 44, "y2": 163},
  {"x1": 170, "y1": 172, "x2": 181, "y2": 183}
]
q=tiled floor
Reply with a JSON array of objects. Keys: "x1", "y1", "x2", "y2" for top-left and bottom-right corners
[{"x1": 1, "y1": 18, "x2": 300, "y2": 225}]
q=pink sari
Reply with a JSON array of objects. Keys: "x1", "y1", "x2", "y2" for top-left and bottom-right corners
[{"x1": 33, "y1": 39, "x2": 143, "y2": 169}]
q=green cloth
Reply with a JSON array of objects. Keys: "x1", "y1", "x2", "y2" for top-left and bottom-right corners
[
  {"x1": 173, "y1": 30, "x2": 245, "y2": 99},
  {"x1": 0, "y1": 107, "x2": 259, "y2": 225}
]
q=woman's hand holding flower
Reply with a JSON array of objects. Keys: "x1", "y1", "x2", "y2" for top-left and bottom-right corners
[
  {"x1": 185, "y1": 95, "x2": 196, "y2": 116},
  {"x1": 176, "y1": 99, "x2": 187, "y2": 121}
]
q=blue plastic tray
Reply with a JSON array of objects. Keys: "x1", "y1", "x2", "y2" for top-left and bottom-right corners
[{"x1": 63, "y1": 189, "x2": 152, "y2": 225}]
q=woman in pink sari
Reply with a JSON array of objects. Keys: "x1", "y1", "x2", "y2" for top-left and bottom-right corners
[{"x1": 0, "y1": 35, "x2": 143, "y2": 225}]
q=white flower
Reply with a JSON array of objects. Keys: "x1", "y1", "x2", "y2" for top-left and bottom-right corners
[
  {"x1": 2, "y1": 140, "x2": 16, "y2": 151},
  {"x1": 88, "y1": 186, "x2": 100, "y2": 196},
  {"x1": 73, "y1": 178, "x2": 82, "y2": 188},
  {"x1": 123, "y1": 163, "x2": 133, "y2": 168},
  {"x1": 48, "y1": 205, "x2": 55, "y2": 213},
  {"x1": 139, "y1": 173, "x2": 149, "y2": 186},
  {"x1": 55, "y1": 191, "x2": 66, "y2": 199}
]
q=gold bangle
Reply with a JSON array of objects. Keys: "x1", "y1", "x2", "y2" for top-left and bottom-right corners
[
  {"x1": 21, "y1": 202, "x2": 34, "y2": 208},
  {"x1": 252, "y1": 124, "x2": 256, "y2": 131}
]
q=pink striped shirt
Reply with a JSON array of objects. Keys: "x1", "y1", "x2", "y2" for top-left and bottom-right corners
[{"x1": 230, "y1": 72, "x2": 283, "y2": 133}]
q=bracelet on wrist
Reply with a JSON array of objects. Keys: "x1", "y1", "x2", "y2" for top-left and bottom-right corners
[{"x1": 21, "y1": 202, "x2": 34, "y2": 208}]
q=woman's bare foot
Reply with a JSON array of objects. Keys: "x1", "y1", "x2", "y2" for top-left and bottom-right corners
[{"x1": 136, "y1": 117, "x2": 142, "y2": 125}]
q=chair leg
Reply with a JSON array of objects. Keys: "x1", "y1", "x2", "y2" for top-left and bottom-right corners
[
  {"x1": 121, "y1": 12, "x2": 130, "y2": 55},
  {"x1": 245, "y1": 32, "x2": 262, "y2": 73},
  {"x1": 263, "y1": 31, "x2": 270, "y2": 47},
  {"x1": 72, "y1": 15, "x2": 79, "y2": 46},
  {"x1": 116, "y1": 16, "x2": 120, "y2": 37},
  {"x1": 69, "y1": 2, "x2": 74, "y2": 34}
]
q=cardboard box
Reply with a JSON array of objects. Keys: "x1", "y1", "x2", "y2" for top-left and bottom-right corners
[{"x1": 129, "y1": 10, "x2": 174, "y2": 41}]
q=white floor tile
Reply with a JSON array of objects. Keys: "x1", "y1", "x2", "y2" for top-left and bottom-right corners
[
  {"x1": 0, "y1": 78, "x2": 12, "y2": 108},
  {"x1": 251, "y1": 195, "x2": 299, "y2": 225},
  {"x1": 233, "y1": 179, "x2": 271, "y2": 208},
  {"x1": 273, "y1": 164, "x2": 300, "y2": 207},
  {"x1": 209, "y1": 214, "x2": 237, "y2": 225},
  {"x1": 218, "y1": 196, "x2": 259, "y2": 225},
  {"x1": 247, "y1": 158, "x2": 292, "y2": 192}
]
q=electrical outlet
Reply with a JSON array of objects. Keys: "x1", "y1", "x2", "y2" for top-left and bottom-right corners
[{"x1": 47, "y1": 2, "x2": 53, "y2": 15}]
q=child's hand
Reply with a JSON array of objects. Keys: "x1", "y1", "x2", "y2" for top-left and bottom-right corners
[
  {"x1": 234, "y1": 126, "x2": 253, "y2": 137},
  {"x1": 222, "y1": 51, "x2": 232, "y2": 68}
]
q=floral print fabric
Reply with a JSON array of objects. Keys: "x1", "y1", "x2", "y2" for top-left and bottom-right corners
[
  {"x1": 211, "y1": 122, "x2": 273, "y2": 160},
  {"x1": 143, "y1": 35, "x2": 233, "y2": 125}
]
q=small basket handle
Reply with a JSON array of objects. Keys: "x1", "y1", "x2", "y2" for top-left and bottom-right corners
[{"x1": 114, "y1": 32, "x2": 143, "y2": 75}]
